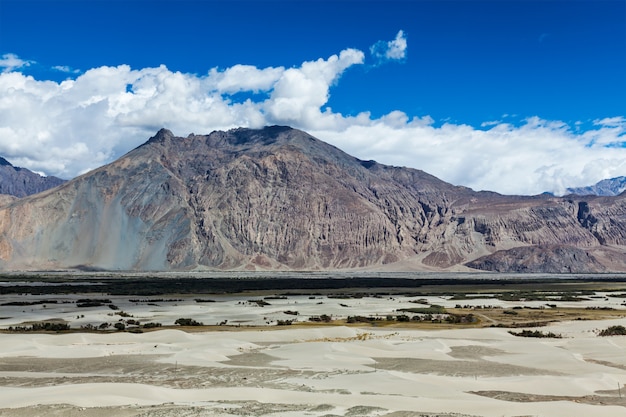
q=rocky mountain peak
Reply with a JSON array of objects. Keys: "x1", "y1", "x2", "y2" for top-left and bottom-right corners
[
  {"x1": 144, "y1": 128, "x2": 175, "y2": 145},
  {"x1": 0, "y1": 157, "x2": 12, "y2": 167}
]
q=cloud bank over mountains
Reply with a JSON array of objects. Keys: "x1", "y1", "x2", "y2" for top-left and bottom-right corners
[{"x1": 0, "y1": 33, "x2": 625, "y2": 195}]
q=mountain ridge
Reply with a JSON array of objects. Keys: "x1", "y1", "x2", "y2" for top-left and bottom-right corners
[
  {"x1": 0, "y1": 156, "x2": 66, "y2": 198},
  {"x1": 1, "y1": 126, "x2": 625, "y2": 272},
  {"x1": 566, "y1": 176, "x2": 626, "y2": 197}
]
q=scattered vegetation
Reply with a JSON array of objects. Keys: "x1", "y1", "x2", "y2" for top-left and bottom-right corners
[
  {"x1": 309, "y1": 314, "x2": 332, "y2": 323},
  {"x1": 248, "y1": 299, "x2": 271, "y2": 307},
  {"x1": 494, "y1": 321, "x2": 553, "y2": 328},
  {"x1": 397, "y1": 304, "x2": 447, "y2": 314},
  {"x1": 1, "y1": 300, "x2": 58, "y2": 306},
  {"x1": 598, "y1": 325, "x2": 626, "y2": 336},
  {"x1": 450, "y1": 290, "x2": 594, "y2": 302},
  {"x1": 347, "y1": 315, "x2": 382, "y2": 324},
  {"x1": 109, "y1": 310, "x2": 133, "y2": 318},
  {"x1": 508, "y1": 329, "x2": 562, "y2": 338},
  {"x1": 77, "y1": 301, "x2": 107, "y2": 308},
  {"x1": 3, "y1": 276, "x2": 626, "y2": 334},
  {"x1": 445, "y1": 313, "x2": 477, "y2": 324},
  {"x1": 8, "y1": 322, "x2": 70, "y2": 332},
  {"x1": 328, "y1": 293, "x2": 364, "y2": 299},
  {"x1": 175, "y1": 318, "x2": 204, "y2": 326}
]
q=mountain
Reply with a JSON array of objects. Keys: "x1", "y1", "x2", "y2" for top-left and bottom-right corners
[
  {"x1": 566, "y1": 176, "x2": 626, "y2": 197},
  {"x1": 1, "y1": 126, "x2": 626, "y2": 272},
  {"x1": 0, "y1": 156, "x2": 66, "y2": 198}
]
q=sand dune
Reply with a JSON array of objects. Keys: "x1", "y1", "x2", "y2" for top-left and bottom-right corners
[{"x1": 1, "y1": 320, "x2": 626, "y2": 417}]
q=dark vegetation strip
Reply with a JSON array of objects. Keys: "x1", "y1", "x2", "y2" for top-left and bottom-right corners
[
  {"x1": 1, "y1": 275, "x2": 626, "y2": 296},
  {"x1": 1, "y1": 300, "x2": 58, "y2": 306}
]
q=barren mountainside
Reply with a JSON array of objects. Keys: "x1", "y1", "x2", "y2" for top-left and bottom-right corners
[
  {"x1": 1, "y1": 126, "x2": 625, "y2": 272},
  {"x1": 0, "y1": 156, "x2": 66, "y2": 198}
]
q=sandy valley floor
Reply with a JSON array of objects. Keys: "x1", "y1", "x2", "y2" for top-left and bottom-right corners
[{"x1": 1, "y1": 276, "x2": 626, "y2": 416}]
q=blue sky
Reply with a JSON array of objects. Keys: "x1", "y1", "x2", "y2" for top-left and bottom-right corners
[{"x1": 0, "y1": 0, "x2": 625, "y2": 195}]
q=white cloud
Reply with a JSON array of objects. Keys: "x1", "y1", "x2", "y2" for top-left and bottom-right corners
[
  {"x1": 309, "y1": 117, "x2": 626, "y2": 196},
  {"x1": 52, "y1": 65, "x2": 81, "y2": 74},
  {"x1": 208, "y1": 64, "x2": 284, "y2": 94},
  {"x1": 370, "y1": 30, "x2": 407, "y2": 63},
  {"x1": 0, "y1": 50, "x2": 364, "y2": 178},
  {"x1": 265, "y1": 48, "x2": 365, "y2": 128},
  {"x1": 594, "y1": 116, "x2": 626, "y2": 128},
  {"x1": 480, "y1": 120, "x2": 500, "y2": 128},
  {"x1": 0, "y1": 49, "x2": 625, "y2": 196},
  {"x1": 0, "y1": 53, "x2": 32, "y2": 72}
]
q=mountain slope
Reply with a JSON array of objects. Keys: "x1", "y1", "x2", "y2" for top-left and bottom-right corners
[
  {"x1": 1, "y1": 126, "x2": 625, "y2": 272},
  {"x1": 0, "y1": 156, "x2": 66, "y2": 198},
  {"x1": 566, "y1": 176, "x2": 626, "y2": 196}
]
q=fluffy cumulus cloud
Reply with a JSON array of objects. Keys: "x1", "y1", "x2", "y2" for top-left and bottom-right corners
[
  {"x1": 266, "y1": 49, "x2": 365, "y2": 127},
  {"x1": 0, "y1": 32, "x2": 625, "y2": 195},
  {"x1": 370, "y1": 30, "x2": 408, "y2": 63}
]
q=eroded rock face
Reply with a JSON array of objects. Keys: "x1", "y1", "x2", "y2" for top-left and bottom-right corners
[{"x1": 1, "y1": 126, "x2": 625, "y2": 272}]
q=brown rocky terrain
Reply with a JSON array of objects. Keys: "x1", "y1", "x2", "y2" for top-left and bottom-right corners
[{"x1": 0, "y1": 126, "x2": 625, "y2": 272}]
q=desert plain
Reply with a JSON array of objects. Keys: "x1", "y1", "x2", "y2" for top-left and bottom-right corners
[{"x1": 1, "y1": 272, "x2": 626, "y2": 417}]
